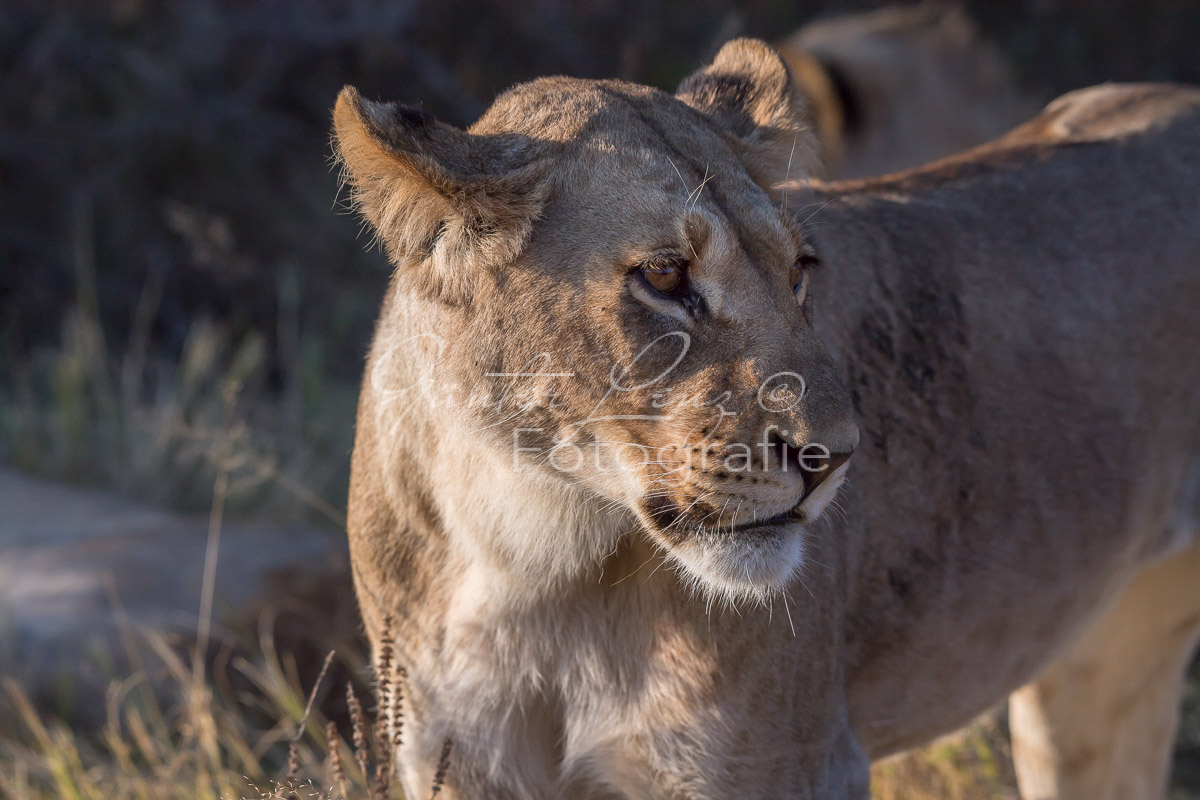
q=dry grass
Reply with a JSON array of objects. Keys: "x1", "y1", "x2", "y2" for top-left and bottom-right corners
[
  {"x1": 0, "y1": 617, "x2": 438, "y2": 800},
  {"x1": 0, "y1": 263, "x2": 356, "y2": 526},
  {"x1": 12, "y1": 613, "x2": 998, "y2": 800},
  {"x1": 1, "y1": 624, "x2": 1194, "y2": 800},
  {"x1": 1, "y1": 630, "x2": 353, "y2": 799}
]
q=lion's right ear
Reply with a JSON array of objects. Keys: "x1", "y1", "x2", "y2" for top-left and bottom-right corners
[
  {"x1": 333, "y1": 86, "x2": 547, "y2": 304},
  {"x1": 676, "y1": 39, "x2": 820, "y2": 195}
]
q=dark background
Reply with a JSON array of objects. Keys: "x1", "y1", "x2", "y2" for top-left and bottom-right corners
[{"x1": 2, "y1": 0, "x2": 1199, "y2": 513}]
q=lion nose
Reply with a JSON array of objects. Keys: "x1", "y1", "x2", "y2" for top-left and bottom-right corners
[{"x1": 800, "y1": 449, "x2": 853, "y2": 496}]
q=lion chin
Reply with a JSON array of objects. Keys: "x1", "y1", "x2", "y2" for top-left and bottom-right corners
[
  {"x1": 647, "y1": 461, "x2": 850, "y2": 606},
  {"x1": 665, "y1": 522, "x2": 810, "y2": 607}
]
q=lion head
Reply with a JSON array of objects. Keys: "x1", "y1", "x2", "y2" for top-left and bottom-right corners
[{"x1": 335, "y1": 39, "x2": 858, "y2": 604}]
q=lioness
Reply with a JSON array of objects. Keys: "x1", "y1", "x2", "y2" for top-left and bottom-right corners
[
  {"x1": 336, "y1": 39, "x2": 1200, "y2": 799},
  {"x1": 778, "y1": 2, "x2": 1033, "y2": 177}
]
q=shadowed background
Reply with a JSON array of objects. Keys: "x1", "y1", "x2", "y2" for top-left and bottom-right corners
[
  {"x1": 0, "y1": 1, "x2": 1198, "y2": 798},
  {"x1": 4, "y1": 0, "x2": 1200, "y2": 512}
]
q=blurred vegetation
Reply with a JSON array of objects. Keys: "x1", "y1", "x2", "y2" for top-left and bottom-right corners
[
  {"x1": 0, "y1": 0, "x2": 1198, "y2": 797},
  {"x1": 3, "y1": 0, "x2": 1200, "y2": 513}
]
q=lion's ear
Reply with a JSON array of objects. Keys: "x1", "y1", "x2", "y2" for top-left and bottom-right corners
[
  {"x1": 333, "y1": 86, "x2": 547, "y2": 304},
  {"x1": 676, "y1": 39, "x2": 820, "y2": 192}
]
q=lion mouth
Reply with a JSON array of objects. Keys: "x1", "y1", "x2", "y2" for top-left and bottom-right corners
[
  {"x1": 656, "y1": 463, "x2": 846, "y2": 537},
  {"x1": 718, "y1": 506, "x2": 806, "y2": 533},
  {"x1": 684, "y1": 502, "x2": 811, "y2": 536},
  {"x1": 644, "y1": 493, "x2": 823, "y2": 538}
]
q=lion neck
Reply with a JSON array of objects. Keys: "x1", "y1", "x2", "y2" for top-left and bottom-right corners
[{"x1": 366, "y1": 288, "x2": 632, "y2": 610}]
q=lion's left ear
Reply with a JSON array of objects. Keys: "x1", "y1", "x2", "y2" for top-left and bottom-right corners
[
  {"x1": 677, "y1": 38, "x2": 820, "y2": 193},
  {"x1": 332, "y1": 86, "x2": 548, "y2": 305}
]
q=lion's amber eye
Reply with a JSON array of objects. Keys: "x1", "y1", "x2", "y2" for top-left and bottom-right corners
[
  {"x1": 641, "y1": 264, "x2": 684, "y2": 295},
  {"x1": 792, "y1": 246, "x2": 819, "y2": 304},
  {"x1": 790, "y1": 261, "x2": 804, "y2": 293},
  {"x1": 791, "y1": 262, "x2": 811, "y2": 305}
]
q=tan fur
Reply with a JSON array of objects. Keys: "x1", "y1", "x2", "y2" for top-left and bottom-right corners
[
  {"x1": 336, "y1": 38, "x2": 1200, "y2": 798},
  {"x1": 778, "y1": 2, "x2": 1035, "y2": 178},
  {"x1": 1010, "y1": 542, "x2": 1200, "y2": 800}
]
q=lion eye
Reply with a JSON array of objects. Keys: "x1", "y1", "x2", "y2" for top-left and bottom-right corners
[
  {"x1": 641, "y1": 263, "x2": 684, "y2": 296},
  {"x1": 792, "y1": 245, "x2": 819, "y2": 304},
  {"x1": 791, "y1": 262, "x2": 809, "y2": 303}
]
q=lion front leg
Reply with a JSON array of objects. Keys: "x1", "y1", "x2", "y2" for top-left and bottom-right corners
[{"x1": 1008, "y1": 540, "x2": 1200, "y2": 800}]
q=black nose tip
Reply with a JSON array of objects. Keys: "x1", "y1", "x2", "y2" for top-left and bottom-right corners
[{"x1": 800, "y1": 449, "x2": 853, "y2": 496}]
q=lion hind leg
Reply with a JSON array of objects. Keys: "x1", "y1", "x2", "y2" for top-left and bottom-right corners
[{"x1": 1009, "y1": 540, "x2": 1200, "y2": 800}]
